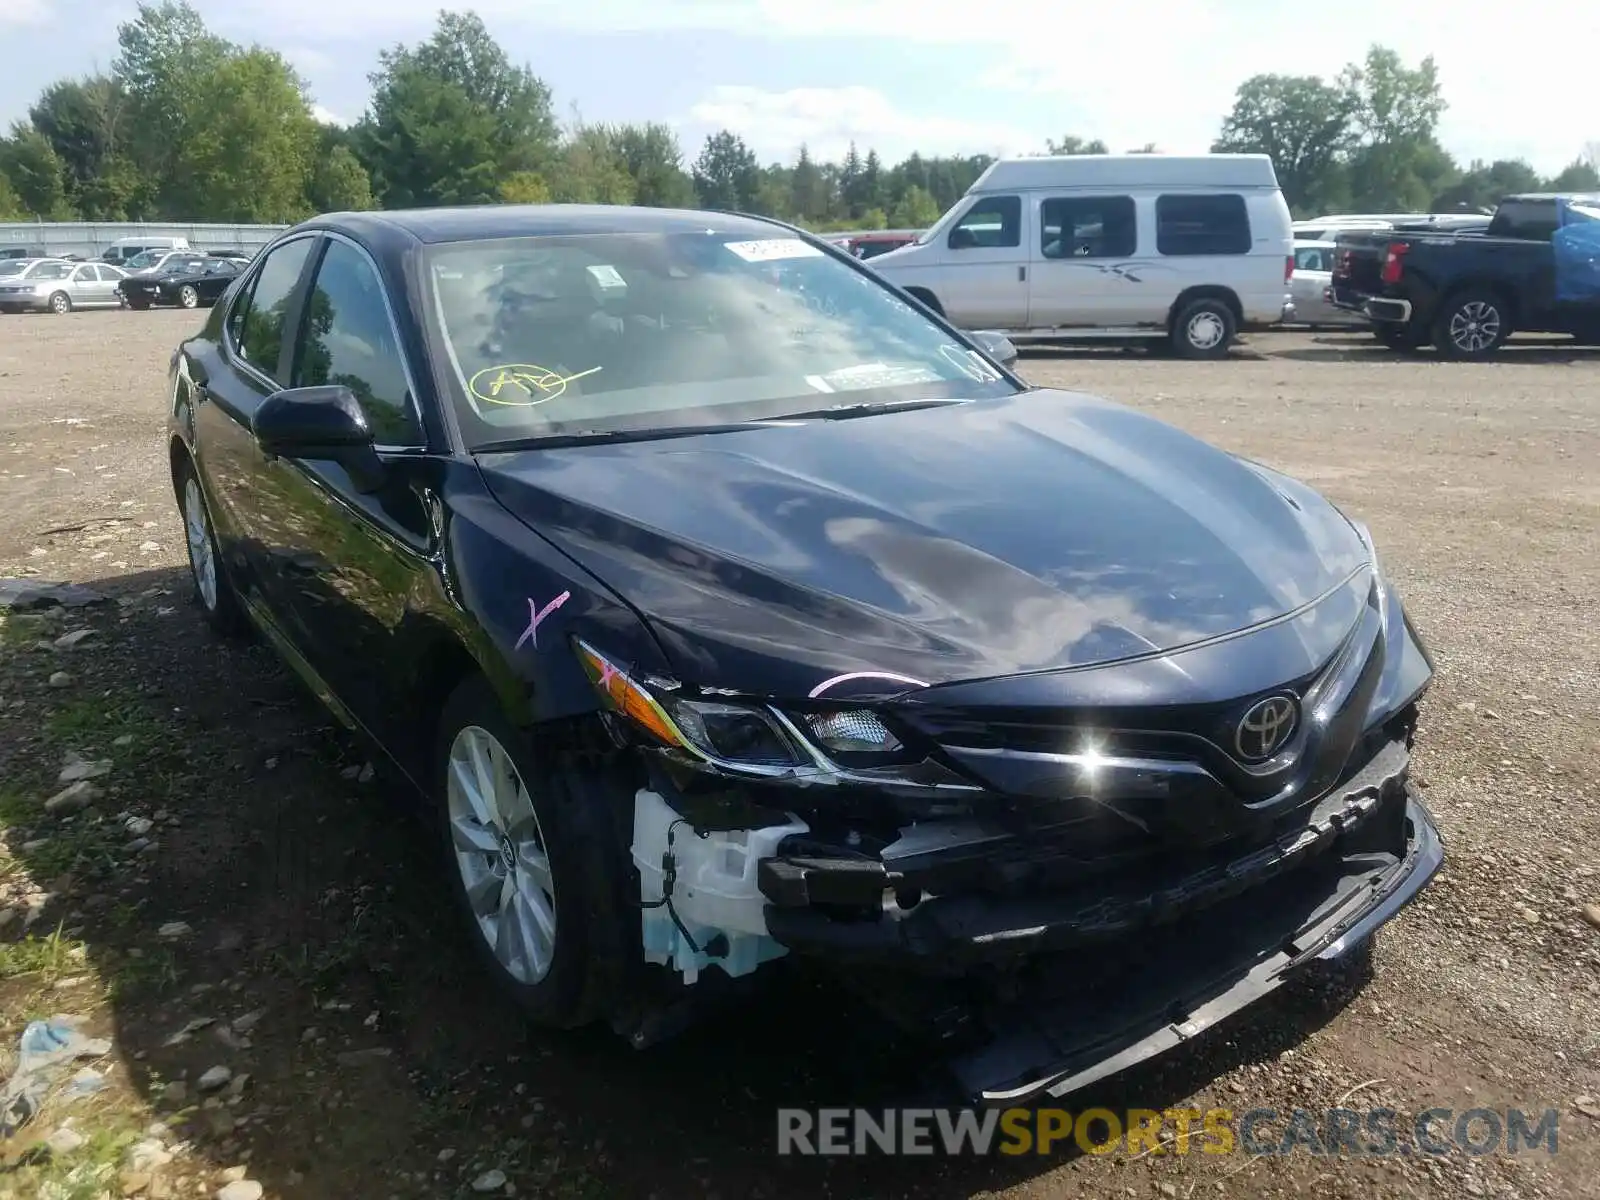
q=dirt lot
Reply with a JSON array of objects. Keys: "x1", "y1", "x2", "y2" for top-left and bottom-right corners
[{"x1": 0, "y1": 309, "x2": 1596, "y2": 1199}]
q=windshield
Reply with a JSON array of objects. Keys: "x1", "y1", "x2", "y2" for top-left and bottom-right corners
[
  {"x1": 426, "y1": 231, "x2": 1018, "y2": 448},
  {"x1": 0, "y1": 261, "x2": 25, "y2": 277},
  {"x1": 22, "y1": 261, "x2": 70, "y2": 280}
]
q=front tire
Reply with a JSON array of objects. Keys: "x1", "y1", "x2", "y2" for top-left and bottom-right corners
[
  {"x1": 1433, "y1": 291, "x2": 1510, "y2": 360},
  {"x1": 1170, "y1": 297, "x2": 1236, "y2": 359},
  {"x1": 434, "y1": 678, "x2": 625, "y2": 1028},
  {"x1": 177, "y1": 284, "x2": 200, "y2": 309},
  {"x1": 48, "y1": 291, "x2": 71, "y2": 315},
  {"x1": 176, "y1": 459, "x2": 247, "y2": 637}
]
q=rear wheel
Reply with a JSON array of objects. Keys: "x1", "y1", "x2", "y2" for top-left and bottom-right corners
[
  {"x1": 1432, "y1": 290, "x2": 1510, "y2": 360},
  {"x1": 1170, "y1": 297, "x2": 1236, "y2": 359},
  {"x1": 48, "y1": 291, "x2": 71, "y2": 315}
]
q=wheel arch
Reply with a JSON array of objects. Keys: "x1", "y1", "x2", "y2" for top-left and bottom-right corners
[
  {"x1": 1167, "y1": 285, "x2": 1243, "y2": 331},
  {"x1": 1437, "y1": 278, "x2": 1520, "y2": 327},
  {"x1": 902, "y1": 285, "x2": 944, "y2": 316}
]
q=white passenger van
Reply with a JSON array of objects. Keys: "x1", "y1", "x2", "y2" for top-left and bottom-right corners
[
  {"x1": 869, "y1": 154, "x2": 1294, "y2": 358},
  {"x1": 101, "y1": 235, "x2": 190, "y2": 266}
]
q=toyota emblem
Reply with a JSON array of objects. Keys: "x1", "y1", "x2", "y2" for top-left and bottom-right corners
[{"x1": 1234, "y1": 695, "x2": 1298, "y2": 762}]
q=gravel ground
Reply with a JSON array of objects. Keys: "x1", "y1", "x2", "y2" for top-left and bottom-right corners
[{"x1": 0, "y1": 308, "x2": 1595, "y2": 1199}]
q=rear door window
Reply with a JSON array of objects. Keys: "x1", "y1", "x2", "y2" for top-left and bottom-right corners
[
  {"x1": 948, "y1": 196, "x2": 1022, "y2": 249},
  {"x1": 1041, "y1": 196, "x2": 1137, "y2": 258},
  {"x1": 1156, "y1": 194, "x2": 1253, "y2": 256}
]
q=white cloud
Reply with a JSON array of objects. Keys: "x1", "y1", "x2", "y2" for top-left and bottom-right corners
[
  {"x1": 0, "y1": 0, "x2": 51, "y2": 26},
  {"x1": 311, "y1": 104, "x2": 348, "y2": 127},
  {"x1": 204, "y1": 0, "x2": 1597, "y2": 173},
  {"x1": 687, "y1": 85, "x2": 1037, "y2": 164}
]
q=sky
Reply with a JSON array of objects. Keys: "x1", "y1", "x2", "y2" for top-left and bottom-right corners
[{"x1": 0, "y1": 0, "x2": 1595, "y2": 177}]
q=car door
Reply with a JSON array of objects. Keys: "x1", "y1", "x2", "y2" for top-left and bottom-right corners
[
  {"x1": 66, "y1": 264, "x2": 102, "y2": 307},
  {"x1": 933, "y1": 194, "x2": 1031, "y2": 328},
  {"x1": 253, "y1": 232, "x2": 441, "y2": 737},
  {"x1": 1026, "y1": 194, "x2": 1141, "y2": 328},
  {"x1": 188, "y1": 233, "x2": 321, "y2": 616},
  {"x1": 95, "y1": 264, "x2": 126, "y2": 303}
]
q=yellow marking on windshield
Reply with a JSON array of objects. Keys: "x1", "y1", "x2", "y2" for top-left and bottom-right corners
[{"x1": 468, "y1": 363, "x2": 602, "y2": 406}]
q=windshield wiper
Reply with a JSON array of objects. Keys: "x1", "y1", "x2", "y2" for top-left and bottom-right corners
[
  {"x1": 774, "y1": 397, "x2": 971, "y2": 422},
  {"x1": 473, "y1": 421, "x2": 782, "y2": 453}
]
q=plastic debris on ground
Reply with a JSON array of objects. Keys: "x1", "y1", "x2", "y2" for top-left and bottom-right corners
[{"x1": 0, "y1": 1017, "x2": 113, "y2": 1138}]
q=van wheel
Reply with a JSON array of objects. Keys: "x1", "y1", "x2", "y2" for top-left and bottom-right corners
[{"x1": 1171, "y1": 298, "x2": 1236, "y2": 359}]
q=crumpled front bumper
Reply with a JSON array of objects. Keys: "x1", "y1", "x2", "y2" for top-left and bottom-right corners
[{"x1": 944, "y1": 791, "x2": 1442, "y2": 1105}]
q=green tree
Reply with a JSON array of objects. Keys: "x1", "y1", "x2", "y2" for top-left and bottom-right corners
[
  {"x1": 0, "y1": 125, "x2": 73, "y2": 218},
  {"x1": 1336, "y1": 46, "x2": 1451, "y2": 210},
  {"x1": 358, "y1": 10, "x2": 558, "y2": 207},
  {"x1": 173, "y1": 49, "x2": 318, "y2": 222},
  {"x1": 889, "y1": 183, "x2": 940, "y2": 227},
  {"x1": 0, "y1": 170, "x2": 25, "y2": 219},
  {"x1": 28, "y1": 76, "x2": 137, "y2": 218},
  {"x1": 552, "y1": 123, "x2": 636, "y2": 204},
  {"x1": 112, "y1": 1, "x2": 232, "y2": 215},
  {"x1": 790, "y1": 144, "x2": 827, "y2": 221},
  {"x1": 1432, "y1": 158, "x2": 1542, "y2": 212},
  {"x1": 1548, "y1": 155, "x2": 1600, "y2": 192},
  {"x1": 309, "y1": 140, "x2": 375, "y2": 213},
  {"x1": 1045, "y1": 135, "x2": 1109, "y2": 155},
  {"x1": 692, "y1": 130, "x2": 760, "y2": 210},
  {"x1": 1213, "y1": 74, "x2": 1355, "y2": 213},
  {"x1": 499, "y1": 171, "x2": 550, "y2": 203},
  {"x1": 610, "y1": 122, "x2": 695, "y2": 207}
]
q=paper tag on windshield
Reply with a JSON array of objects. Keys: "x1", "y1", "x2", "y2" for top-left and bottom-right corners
[
  {"x1": 587, "y1": 264, "x2": 627, "y2": 290},
  {"x1": 724, "y1": 238, "x2": 824, "y2": 263}
]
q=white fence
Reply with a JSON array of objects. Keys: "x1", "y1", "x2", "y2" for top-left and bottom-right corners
[{"x1": 0, "y1": 221, "x2": 290, "y2": 259}]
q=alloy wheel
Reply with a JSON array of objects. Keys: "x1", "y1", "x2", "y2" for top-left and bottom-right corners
[
  {"x1": 445, "y1": 725, "x2": 558, "y2": 985},
  {"x1": 1448, "y1": 301, "x2": 1500, "y2": 354},
  {"x1": 179, "y1": 286, "x2": 199, "y2": 309},
  {"x1": 182, "y1": 476, "x2": 218, "y2": 612},
  {"x1": 50, "y1": 293, "x2": 70, "y2": 315}
]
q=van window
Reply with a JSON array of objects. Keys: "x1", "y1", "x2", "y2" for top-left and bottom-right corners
[
  {"x1": 948, "y1": 196, "x2": 1021, "y2": 249},
  {"x1": 1156, "y1": 194, "x2": 1252, "y2": 256},
  {"x1": 1041, "y1": 196, "x2": 1136, "y2": 258}
]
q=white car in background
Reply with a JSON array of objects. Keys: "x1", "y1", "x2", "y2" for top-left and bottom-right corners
[{"x1": 1288, "y1": 241, "x2": 1366, "y2": 327}]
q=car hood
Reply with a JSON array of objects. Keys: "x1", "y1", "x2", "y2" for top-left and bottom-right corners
[{"x1": 476, "y1": 389, "x2": 1371, "y2": 697}]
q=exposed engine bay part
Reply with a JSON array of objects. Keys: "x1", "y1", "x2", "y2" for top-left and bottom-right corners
[{"x1": 631, "y1": 788, "x2": 807, "y2": 984}]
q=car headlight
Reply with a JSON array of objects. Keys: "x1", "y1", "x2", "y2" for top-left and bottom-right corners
[
  {"x1": 575, "y1": 640, "x2": 805, "y2": 768},
  {"x1": 574, "y1": 640, "x2": 902, "y2": 771},
  {"x1": 801, "y1": 709, "x2": 901, "y2": 754}
]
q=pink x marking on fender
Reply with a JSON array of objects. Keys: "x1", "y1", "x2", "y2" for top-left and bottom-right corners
[{"x1": 514, "y1": 590, "x2": 571, "y2": 652}]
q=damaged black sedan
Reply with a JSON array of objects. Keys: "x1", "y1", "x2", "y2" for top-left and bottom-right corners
[{"x1": 165, "y1": 205, "x2": 1442, "y2": 1105}]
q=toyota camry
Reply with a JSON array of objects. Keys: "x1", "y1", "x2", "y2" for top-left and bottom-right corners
[{"x1": 165, "y1": 205, "x2": 1443, "y2": 1105}]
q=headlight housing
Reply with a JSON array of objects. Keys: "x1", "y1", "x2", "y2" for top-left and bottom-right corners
[{"x1": 574, "y1": 640, "x2": 902, "y2": 775}]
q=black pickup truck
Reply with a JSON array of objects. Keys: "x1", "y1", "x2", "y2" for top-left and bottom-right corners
[{"x1": 1330, "y1": 193, "x2": 1600, "y2": 358}]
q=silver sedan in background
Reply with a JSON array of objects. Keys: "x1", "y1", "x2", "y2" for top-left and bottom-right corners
[
  {"x1": 0, "y1": 258, "x2": 128, "y2": 314},
  {"x1": 1288, "y1": 241, "x2": 1366, "y2": 328}
]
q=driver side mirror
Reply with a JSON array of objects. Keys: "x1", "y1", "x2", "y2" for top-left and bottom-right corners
[
  {"x1": 252, "y1": 385, "x2": 386, "y2": 493},
  {"x1": 969, "y1": 330, "x2": 1020, "y2": 370}
]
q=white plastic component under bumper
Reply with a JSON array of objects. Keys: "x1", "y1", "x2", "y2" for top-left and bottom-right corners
[{"x1": 631, "y1": 788, "x2": 809, "y2": 984}]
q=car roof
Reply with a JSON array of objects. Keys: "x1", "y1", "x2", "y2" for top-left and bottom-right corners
[{"x1": 304, "y1": 204, "x2": 792, "y2": 246}]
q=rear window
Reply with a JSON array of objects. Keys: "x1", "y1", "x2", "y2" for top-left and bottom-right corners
[
  {"x1": 1156, "y1": 194, "x2": 1252, "y2": 256},
  {"x1": 1487, "y1": 200, "x2": 1558, "y2": 241}
]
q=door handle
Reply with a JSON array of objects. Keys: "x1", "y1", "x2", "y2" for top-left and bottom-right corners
[{"x1": 1018, "y1": 265, "x2": 1027, "y2": 282}]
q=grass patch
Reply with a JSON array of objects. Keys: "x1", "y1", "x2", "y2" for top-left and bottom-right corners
[
  {"x1": 0, "y1": 924, "x2": 88, "y2": 985},
  {"x1": 43, "y1": 696, "x2": 170, "y2": 756},
  {"x1": 7, "y1": 1120, "x2": 142, "y2": 1200},
  {"x1": 107, "y1": 947, "x2": 179, "y2": 1002}
]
